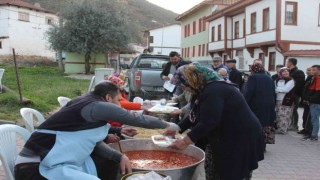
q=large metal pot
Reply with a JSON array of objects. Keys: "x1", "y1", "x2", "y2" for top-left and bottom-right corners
[{"x1": 109, "y1": 139, "x2": 205, "y2": 180}]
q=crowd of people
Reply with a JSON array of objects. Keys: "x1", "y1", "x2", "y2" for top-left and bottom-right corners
[{"x1": 13, "y1": 50, "x2": 319, "y2": 180}]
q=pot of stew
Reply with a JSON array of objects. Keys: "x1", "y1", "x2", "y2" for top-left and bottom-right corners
[{"x1": 109, "y1": 139, "x2": 205, "y2": 180}]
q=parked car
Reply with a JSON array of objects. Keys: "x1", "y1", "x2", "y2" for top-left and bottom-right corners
[{"x1": 126, "y1": 54, "x2": 170, "y2": 100}]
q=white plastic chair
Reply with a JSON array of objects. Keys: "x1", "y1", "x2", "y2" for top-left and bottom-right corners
[
  {"x1": 0, "y1": 68, "x2": 4, "y2": 93},
  {"x1": 20, "y1": 108, "x2": 46, "y2": 133},
  {"x1": 57, "y1": 96, "x2": 71, "y2": 107},
  {"x1": 0, "y1": 124, "x2": 31, "y2": 180}
]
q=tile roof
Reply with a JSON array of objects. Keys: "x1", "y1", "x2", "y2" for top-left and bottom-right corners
[
  {"x1": 283, "y1": 50, "x2": 320, "y2": 57},
  {"x1": 0, "y1": 0, "x2": 55, "y2": 14}
]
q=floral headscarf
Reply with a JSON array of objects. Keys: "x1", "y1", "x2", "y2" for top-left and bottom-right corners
[
  {"x1": 105, "y1": 75, "x2": 125, "y2": 88},
  {"x1": 251, "y1": 63, "x2": 265, "y2": 73},
  {"x1": 184, "y1": 65, "x2": 221, "y2": 93}
]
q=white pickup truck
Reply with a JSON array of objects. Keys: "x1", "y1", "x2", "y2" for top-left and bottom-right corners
[{"x1": 126, "y1": 54, "x2": 170, "y2": 100}]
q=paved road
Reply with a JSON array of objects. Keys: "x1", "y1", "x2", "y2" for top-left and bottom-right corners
[{"x1": 1, "y1": 108, "x2": 320, "y2": 180}]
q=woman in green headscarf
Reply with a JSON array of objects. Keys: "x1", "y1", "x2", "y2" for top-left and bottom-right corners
[{"x1": 165, "y1": 65, "x2": 265, "y2": 180}]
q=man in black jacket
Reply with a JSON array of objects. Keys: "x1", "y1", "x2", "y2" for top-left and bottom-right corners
[
  {"x1": 161, "y1": 51, "x2": 190, "y2": 96},
  {"x1": 225, "y1": 59, "x2": 243, "y2": 89},
  {"x1": 286, "y1": 58, "x2": 305, "y2": 131}
]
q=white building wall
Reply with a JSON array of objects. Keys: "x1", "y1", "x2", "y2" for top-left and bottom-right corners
[
  {"x1": 246, "y1": 30, "x2": 276, "y2": 45},
  {"x1": 290, "y1": 44, "x2": 320, "y2": 50},
  {"x1": 149, "y1": 24, "x2": 181, "y2": 55},
  {"x1": 1, "y1": 6, "x2": 57, "y2": 58},
  {"x1": 0, "y1": 7, "x2": 9, "y2": 36},
  {"x1": 281, "y1": 0, "x2": 320, "y2": 42},
  {"x1": 293, "y1": 57, "x2": 319, "y2": 72},
  {"x1": 208, "y1": 41, "x2": 224, "y2": 50}
]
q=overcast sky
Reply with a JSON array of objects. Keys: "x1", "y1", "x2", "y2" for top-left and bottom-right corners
[{"x1": 146, "y1": 0, "x2": 203, "y2": 14}]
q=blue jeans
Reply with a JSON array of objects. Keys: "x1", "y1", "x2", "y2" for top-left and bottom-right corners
[{"x1": 310, "y1": 103, "x2": 320, "y2": 138}]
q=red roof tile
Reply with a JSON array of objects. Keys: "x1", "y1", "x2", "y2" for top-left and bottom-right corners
[
  {"x1": 283, "y1": 50, "x2": 320, "y2": 57},
  {"x1": 0, "y1": 0, "x2": 55, "y2": 14}
]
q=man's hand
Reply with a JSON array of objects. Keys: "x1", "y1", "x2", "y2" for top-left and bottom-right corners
[
  {"x1": 170, "y1": 109, "x2": 182, "y2": 115},
  {"x1": 121, "y1": 128, "x2": 138, "y2": 137},
  {"x1": 162, "y1": 75, "x2": 170, "y2": 81},
  {"x1": 166, "y1": 122, "x2": 181, "y2": 132},
  {"x1": 104, "y1": 134, "x2": 120, "y2": 144},
  {"x1": 120, "y1": 155, "x2": 132, "y2": 175}
]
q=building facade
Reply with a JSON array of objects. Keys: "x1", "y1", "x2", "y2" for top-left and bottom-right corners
[
  {"x1": 206, "y1": 0, "x2": 320, "y2": 72},
  {"x1": 176, "y1": 0, "x2": 241, "y2": 62},
  {"x1": 146, "y1": 24, "x2": 181, "y2": 56},
  {"x1": 0, "y1": 0, "x2": 58, "y2": 58}
]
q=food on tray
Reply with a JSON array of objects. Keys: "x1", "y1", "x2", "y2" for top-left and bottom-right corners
[{"x1": 122, "y1": 126, "x2": 187, "y2": 139}]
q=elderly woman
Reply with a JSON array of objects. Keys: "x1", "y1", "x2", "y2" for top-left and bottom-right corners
[
  {"x1": 165, "y1": 65, "x2": 264, "y2": 180},
  {"x1": 244, "y1": 63, "x2": 276, "y2": 146},
  {"x1": 275, "y1": 67, "x2": 295, "y2": 134}
]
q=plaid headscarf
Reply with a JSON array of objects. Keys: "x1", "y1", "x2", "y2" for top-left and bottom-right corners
[
  {"x1": 170, "y1": 65, "x2": 189, "y2": 86},
  {"x1": 184, "y1": 65, "x2": 221, "y2": 93}
]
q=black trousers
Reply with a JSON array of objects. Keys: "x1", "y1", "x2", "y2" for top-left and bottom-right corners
[{"x1": 302, "y1": 104, "x2": 312, "y2": 134}]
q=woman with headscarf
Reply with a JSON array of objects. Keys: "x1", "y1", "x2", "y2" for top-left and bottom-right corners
[
  {"x1": 275, "y1": 67, "x2": 295, "y2": 134},
  {"x1": 105, "y1": 74, "x2": 143, "y2": 127},
  {"x1": 169, "y1": 64, "x2": 208, "y2": 151},
  {"x1": 165, "y1": 65, "x2": 265, "y2": 180},
  {"x1": 244, "y1": 63, "x2": 276, "y2": 147}
]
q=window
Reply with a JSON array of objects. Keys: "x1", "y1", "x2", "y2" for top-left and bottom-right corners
[
  {"x1": 199, "y1": 18, "x2": 202, "y2": 32},
  {"x1": 243, "y1": 19, "x2": 246, "y2": 37},
  {"x1": 149, "y1": 36, "x2": 153, "y2": 43},
  {"x1": 259, "y1": 53, "x2": 265, "y2": 65},
  {"x1": 251, "y1": 12, "x2": 256, "y2": 33},
  {"x1": 268, "y1": 52, "x2": 276, "y2": 71},
  {"x1": 193, "y1": 46, "x2": 195, "y2": 57},
  {"x1": 198, "y1": 45, "x2": 201, "y2": 56},
  {"x1": 202, "y1": 16, "x2": 206, "y2": 30},
  {"x1": 319, "y1": 4, "x2": 320, "y2": 26},
  {"x1": 211, "y1": 26, "x2": 215, "y2": 42},
  {"x1": 234, "y1": 21, "x2": 239, "y2": 39},
  {"x1": 18, "y1": 12, "x2": 29, "y2": 22},
  {"x1": 193, "y1": 21, "x2": 196, "y2": 35},
  {"x1": 188, "y1": 24, "x2": 190, "y2": 36},
  {"x1": 0, "y1": 41, "x2": 2, "y2": 49},
  {"x1": 46, "y1": 17, "x2": 54, "y2": 25},
  {"x1": 285, "y1": 2, "x2": 297, "y2": 25},
  {"x1": 202, "y1": 44, "x2": 205, "y2": 56},
  {"x1": 138, "y1": 58, "x2": 168, "y2": 69},
  {"x1": 263, "y1": 8, "x2": 270, "y2": 31},
  {"x1": 223, "y1": 54, "x2": 228, "y2": 64},
  {"x1": 218, "y1": 24, "x2": 221, "y2": 41}
]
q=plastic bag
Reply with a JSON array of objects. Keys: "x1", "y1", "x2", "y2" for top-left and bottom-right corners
[{"x1": 126, "y1": 171, "x2": 171, "y2": 180}]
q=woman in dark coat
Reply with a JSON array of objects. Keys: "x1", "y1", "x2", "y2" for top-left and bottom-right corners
[
  {"x1": 244, "y1": 63, "x2": 276, "y2": 145},
  {"x1": 165, "y1": 65, "x2": 265, "y2": 180}
]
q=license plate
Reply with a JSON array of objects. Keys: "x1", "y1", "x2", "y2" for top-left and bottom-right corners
[{"x1": 154, "y1": 87, "x2": 164, "y2": 92}]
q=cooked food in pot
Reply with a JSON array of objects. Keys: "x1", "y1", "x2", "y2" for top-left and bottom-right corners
[{"x1": 125, "y1": 150, "x2": 199, "y2": 169}]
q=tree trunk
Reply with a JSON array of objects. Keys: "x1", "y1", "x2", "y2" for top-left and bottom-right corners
[
  {"x1": 57, "y1": 50, "x2": 64, "y2": 72},
  {"x1": 57, "y1": 17, "x2": 64, "y2": 72},
  {"x1": 85, "y1": 52, "x2": 91, "y2": 74}
]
